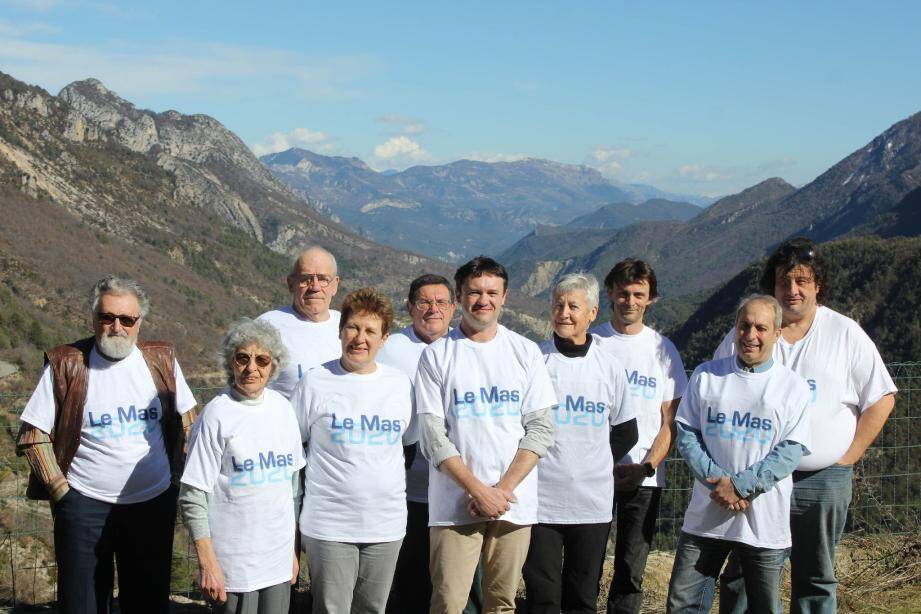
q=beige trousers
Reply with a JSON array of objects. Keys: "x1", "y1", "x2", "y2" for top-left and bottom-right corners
[{"x1": 429, "y1": 521, "x2": 532, "y2": 614}]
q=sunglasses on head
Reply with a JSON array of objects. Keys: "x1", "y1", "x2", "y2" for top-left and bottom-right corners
[
  {"x1": 234, "y1": 352, "x2": 273, "y2": 368},
  {"x1": 96, "y1": 313, "x2": 140, "y2": 327},
  {"x1": 777, "y1": 243, "x2": 816, "y2": 262}
]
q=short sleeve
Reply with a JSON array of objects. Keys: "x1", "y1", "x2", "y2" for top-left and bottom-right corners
[
  {"x1": 283, "y1": 403, "x2": 308, "y2": 471},
  {"x1": 289, "y1": 373, "x2": 314, "y2": 444},
  {"x1": 520, "y1": 347, "x2": 558, "y2": 415},
  {"x1": 20, "y1": 365, "x2": 56, "y2": 433},
  {"x1": 713, "y1": 328, "x2": 736, "y2": 361},
  {"x1": 414, "y1": 349, "x2": 446, "y2": 418},
  {"x1": 609, "y1": 358, "x2": 637, "y2": 427},
  {"x1": 675, "y1": 368, "x2": 703, "y2": 431},
  {"x1": 781, "y1": 377, "x2": 813, "y2": 454},
  {"x1": 180, "y1": 406, "x2": 225, "y2": 493},
  {"x1": 402, "y1": 381, "x2": 420, "y2": 445},
  {"x1": 173, "y1": 359, "x2": 198, "y2": 414},
  {"x1": 848, "y1": 328, "x2": 898, "y2": 413},
  {"x1": 663, "y1": 340, "x2": 688, "y2": 402}
]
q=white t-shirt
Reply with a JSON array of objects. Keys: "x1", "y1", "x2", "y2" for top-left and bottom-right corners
[
  {"x1": 291, "y1": 360, "x2": 415, "y2": 543},
  {"x1": 181, "y1": 389, "x2": 306, "y2": 593},
  {"x1": 590, "y1": 322, "x2": 688, "y2": 487},
  {"x1": 537, "y1": 337, "x2": 636, "y2": 524},
  {"x1": 415, "y1": 325, "x2": 558, "y2": 527},
  {"x1": 676, "y1": 357, "x2": 812, "y2": 549},
  {"x1": 377, "y1": 325, "x2": 450, "y2": 504},
  {"x1": 714, "y1": 306, "x2": 897, "y2": 471},
  {"x1": 257, "y1": 306, "x2": 342, "y2": 399},
  {"x1": 20, "y1": 345, "x2": 197, "y2": 504}
]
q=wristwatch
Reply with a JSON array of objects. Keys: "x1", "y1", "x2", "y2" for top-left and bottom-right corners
[{"x1": 642, "y1": 462, "x2": 655, "y2": 478}]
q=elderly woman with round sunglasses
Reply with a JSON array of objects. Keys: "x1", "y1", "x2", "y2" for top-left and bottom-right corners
[
  {"x1": 522, "y1": 273, "x2": 640, "y2": 614},
  {"x1": 179, "y1": 318, "x2": 306, "y2": 613},
  {"x1": 290, "y1": 288, "x2": 416, "y2": 614}
]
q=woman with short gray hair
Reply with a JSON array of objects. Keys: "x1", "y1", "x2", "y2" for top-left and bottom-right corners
[
  {"x1": 179, "y1": 318, "x2": 305, "y2": 613},
  {"x1": 523, "y1": 273, "x2": 640, "y2": 613}
]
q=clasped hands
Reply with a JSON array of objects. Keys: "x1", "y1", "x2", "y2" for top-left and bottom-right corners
[
  {"x1": 466, "y1": 483, "x2": 517, "y2": 520},
  {"x1": 707, "y1": 476, "x2": 749, "y2": 512}
]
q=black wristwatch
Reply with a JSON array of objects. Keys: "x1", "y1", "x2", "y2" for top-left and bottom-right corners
[{"x1": 642, "y1": 462, "x2": 656, "y2": 477}]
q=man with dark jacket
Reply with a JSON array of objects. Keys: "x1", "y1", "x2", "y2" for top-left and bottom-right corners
[{"x1": 17, "y1": 275, "x2": 198, "y2": 614}]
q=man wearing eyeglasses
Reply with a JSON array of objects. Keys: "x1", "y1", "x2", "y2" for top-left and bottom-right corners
[
  {"x1": 714, "y1": 237, "x2": 897, "y2": 614},
  {"x1": 258, "y1": 246, "x2": 342, "y2": 399},
  {"x1": 16, "y1": 275, "x2": 198, "y2": 614},
  {"x1": 378, "y1": 274, "x2": 460, "y2": 614}
]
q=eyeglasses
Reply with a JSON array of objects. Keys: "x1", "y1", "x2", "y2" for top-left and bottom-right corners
[
  {"x1": 776, "y1": 243, "x2": 816, "y2": 262},
  {"x1": 234, "y1": 352, "x2": 273, "y2": 368},
  {"x1": 291, "y1": 274, "x2": 334, "y2": 288},
  {"x1": 96, "y1": 313, "x2": 141, "y2": 327},
  {"x1": 413, "y1": 299, "x2": 454, "y2": 311}
]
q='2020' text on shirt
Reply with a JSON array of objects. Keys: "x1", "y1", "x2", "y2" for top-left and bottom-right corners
[
  {"x1": 20, "y1": 345, "x2": 197, "y2": 504},
  {"x1": 538, "y1": 336, "x2": 636, "y2": 524},
  {"x1": 257, "y1": 307, "x2": 342, "y2": 399},
  {"x1": 181, "y1": 389, "x2": 306, "y2": 593},
  {"x1": 714, "y1": 306, "x2": 897, "y2": 471},
  {"x1": 590, "y1": 322, "x2": 688, "y2": 487},
  {"x1": 377, "y1": 325, "x2": 449, "y2": 504},
  {"x1": 291, "y1": 359, "x2": 415, "y2": 543},
  {"x1": 415, "y1": 325, "x2": 558, "y2": 527},
  {"x1": 676, "y1": 357, "x2": 812, "y2": 549}
]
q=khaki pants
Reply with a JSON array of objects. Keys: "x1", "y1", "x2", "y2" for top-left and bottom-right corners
[{"x1": 429, "y1": 521, "x2": 531, "y2": 614}]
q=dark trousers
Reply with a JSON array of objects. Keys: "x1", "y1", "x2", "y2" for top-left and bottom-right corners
[
  {"x1": 53, "y1": 485, "x2": 178, "y2": 614},
  {"x1": 388, "y1": 501, "x2": 432, "y2": 614},
  {"x1": 523, "y1": 522, "x2": 610, "y2": 614},
  {"x1": 606, "y1": 487, "x2": 661, "y2": 614}
]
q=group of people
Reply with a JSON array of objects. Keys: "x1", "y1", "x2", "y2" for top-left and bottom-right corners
[{"x1": 16, "y1": 238, "x2": 896, "y2": 614}]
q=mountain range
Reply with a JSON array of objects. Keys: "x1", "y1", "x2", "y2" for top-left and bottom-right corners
[
  {"x1": 0, "y1": 71, "x2": 543, "y2": 381},
  {"x1": 260, "y1": 148, "x2": 706, "y2": 260},
  {"x1": 2, "y1": 68, "x2": 919, "y2": 382},
  {"x1": 501, "y1": 110, "x2": 921, "y2": 305}
]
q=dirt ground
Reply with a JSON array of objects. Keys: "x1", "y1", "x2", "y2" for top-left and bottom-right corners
[
  {"x1": 6, "y1": 533, "x2": 920, "y2": 613},
  {"x1": 595, "y1": 533, "x2": 921, "y2": 613}
]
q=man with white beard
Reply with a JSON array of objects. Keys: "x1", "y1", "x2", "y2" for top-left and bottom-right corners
[{"x1": 16, "y1": 275, "x2": 198, "y2": 614}]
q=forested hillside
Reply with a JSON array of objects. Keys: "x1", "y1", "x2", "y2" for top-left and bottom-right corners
[{"x1": 669, "y1": 235, "x2": 921, "y2": 368}]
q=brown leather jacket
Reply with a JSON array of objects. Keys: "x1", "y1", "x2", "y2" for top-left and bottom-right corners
[{"x1": 24, "y1": 336, "x2": 189, "y2": 500}]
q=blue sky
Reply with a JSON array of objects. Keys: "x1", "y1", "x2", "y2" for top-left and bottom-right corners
[{"x1": 1, "y1": 0, "x2": 918, "y2": 197}]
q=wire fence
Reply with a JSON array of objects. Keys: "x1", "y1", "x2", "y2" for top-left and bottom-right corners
[{"x1": 0, "y1": 364, "x2": 918, "y2": 608}]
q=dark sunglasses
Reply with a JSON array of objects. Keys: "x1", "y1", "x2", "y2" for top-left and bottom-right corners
[
  {"x1": 96, "y1": 313, "x2": 140, "y2": 327},
  {"x1": 777, "y1": 243, "x2": 816, "y2": 262},
  {"x1": 234, "y1": 352, "x2": 273, "y2": 368}
]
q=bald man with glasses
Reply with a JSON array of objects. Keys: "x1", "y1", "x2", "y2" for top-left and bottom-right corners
[{"x1": 258, "y1": 246, "x2": 343, "y2": 399}]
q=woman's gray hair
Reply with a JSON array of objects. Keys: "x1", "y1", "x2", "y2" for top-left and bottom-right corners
[
  {"x1": 550, "y1": 272, "x2": 600, "y2": 310},
  {"x1": 736, "y1": 294, "x2": 783, "y2": 329},
  {"x1": 91, "y1": 275, "x2": 150, "y2": 318},
  {"x1": 220, "y1": 318, "x2": 290, "y2": 386}
]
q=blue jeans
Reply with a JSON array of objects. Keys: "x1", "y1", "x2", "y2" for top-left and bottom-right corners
[
  {"x1": 718, "y1": 464, "x2": 853, "y2": 614},
  {"x1": 666, "y1": 532, "x2": 785, "y2": 614}
]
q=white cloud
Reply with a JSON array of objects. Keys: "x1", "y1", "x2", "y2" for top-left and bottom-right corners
[
  {"x1": 0, "y1": 37, "x2": 378, "y2": 101},
  {"x1": 460, "y1": 151, "x2": 531, "y2": 163},
  {"x1": 587, "y1": 145, "x2": 632, "y2": 177},
  {"x1": 251, "y1": 127, "x2": 332, "y2": 157},
  {"x1": 678, "y1": 164, "x2": 730, "y2": 182},
  {"x1": 371, "y1": 136, "x2": 429, "y2": 169},
  {"x1": 376, "y1": 114, "x2": 425, "y2": 135},
  {"x1": 591, "y1": 146, "x2": 631, "y2": 162}
]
